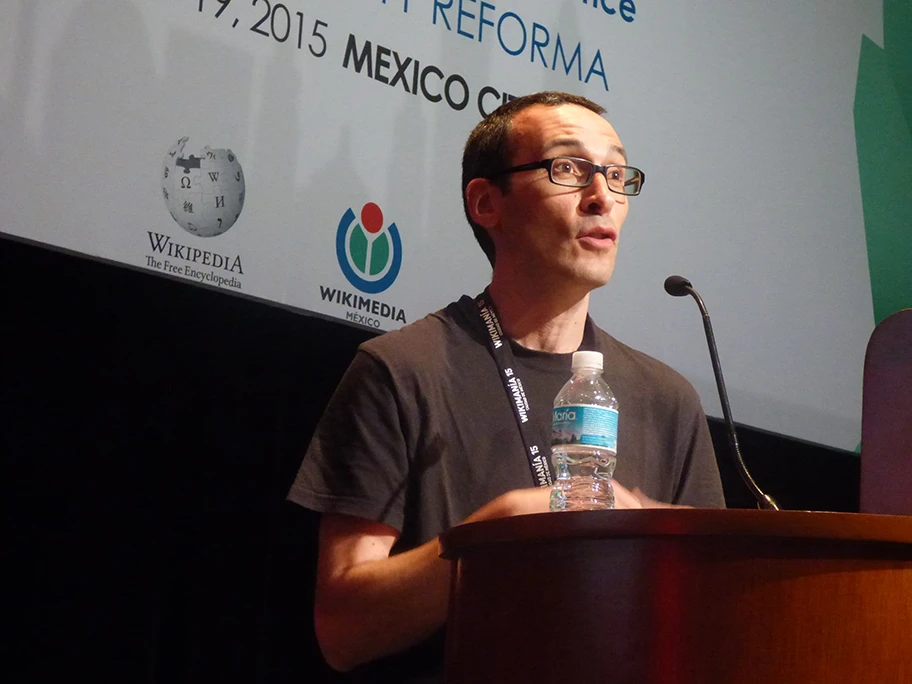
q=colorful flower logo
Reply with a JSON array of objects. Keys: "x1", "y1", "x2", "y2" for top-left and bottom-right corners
[{"x1": 336, "y1": 202, "x2": 402, "y2": 294}]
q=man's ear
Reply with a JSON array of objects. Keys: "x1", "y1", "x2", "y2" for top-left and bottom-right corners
[{"x1": 465, "y1": 177, "x2": 503, "y2": 231}]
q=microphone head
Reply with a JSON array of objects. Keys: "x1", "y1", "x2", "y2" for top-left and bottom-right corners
[{"x1": 664, "y1": 275, "x2": 693, "y2": 297}]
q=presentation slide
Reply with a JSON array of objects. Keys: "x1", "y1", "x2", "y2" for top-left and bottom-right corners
[{"x1": 3, "y1": 0, "x2": 907, "y2": 451}]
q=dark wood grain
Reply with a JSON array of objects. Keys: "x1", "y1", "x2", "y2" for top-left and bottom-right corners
[{"x1": 441, "y1": 510, "x2": 912, "y2": 684}]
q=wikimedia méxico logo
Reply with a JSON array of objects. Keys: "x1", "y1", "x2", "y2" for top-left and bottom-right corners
[
  {"x1": 322, "y1": 202, "x2": 407, "y2": 329},
  {"x1": 336, "y1": 202, "x2": 402, "y2": 293}
]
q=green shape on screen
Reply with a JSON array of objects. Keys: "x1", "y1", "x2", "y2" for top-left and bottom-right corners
[
  {"x1": 350, "y1": 224, "x2": 368, "y2": 274},
  {"x1": 854, "y1": 4, "x2": 912, "y2": 325},
  {"x1": 370, "y1": 232, "x2": 390, "y2": 277}
]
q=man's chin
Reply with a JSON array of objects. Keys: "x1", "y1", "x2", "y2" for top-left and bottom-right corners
[
  {"x1": 577, "y1": 261, "x2": 616, "y2": 289},
  {"x1": 558, "y1": 266, "x2": 615, "y2": 296}
]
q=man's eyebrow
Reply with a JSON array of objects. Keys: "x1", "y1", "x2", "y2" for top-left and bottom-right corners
[
  {"x1": 543, "y1": 138, "x2": 628, "y2": 162},
  {"x1": 610, "y1": 144, "x2": 628, "y2": 163}
]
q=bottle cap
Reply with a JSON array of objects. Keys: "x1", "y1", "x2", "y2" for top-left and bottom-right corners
[{"x1": 571, "y1": 351, "x2": 603, "y2": 372}]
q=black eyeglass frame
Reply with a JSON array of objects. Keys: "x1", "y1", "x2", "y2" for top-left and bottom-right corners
[{"x1": 489, "y1": 156, "x2": 645, "y2": 196}]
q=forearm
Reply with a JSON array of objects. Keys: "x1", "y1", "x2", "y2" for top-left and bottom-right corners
[
  {"x1": 314, "y1": 535, "x2": 450, "y2": 672},
  {"x1": 314, "y1": 488, "x2": 552, "y2": 671}
]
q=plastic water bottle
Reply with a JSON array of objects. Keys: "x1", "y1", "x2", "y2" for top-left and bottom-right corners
[{"x1": 549, "y1": 351, "x2": 618, "y2": 511}]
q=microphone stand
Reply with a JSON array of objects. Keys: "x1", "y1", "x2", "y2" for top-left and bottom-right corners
[{"x1": 666, "y1": 276, "x2": 780, "y2": 511}]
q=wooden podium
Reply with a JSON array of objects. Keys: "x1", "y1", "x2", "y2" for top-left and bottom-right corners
[{"x1": 440, "y1": 510, "x2": 912, "y2": 683}]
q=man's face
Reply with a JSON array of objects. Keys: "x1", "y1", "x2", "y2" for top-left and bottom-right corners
[{"x1": 491, "y1": 104, "x2": 631, "y2": 292}]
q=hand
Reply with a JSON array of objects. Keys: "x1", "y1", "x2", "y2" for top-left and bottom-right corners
[
  {"x1": 613, "y1": 481, "x2": 692, "y2": 509},
  {"x1": 467, "y1": 483, "x2": 690, "y2": 518},
  {"x1": 463, "y1": 487, "x2": 551, "y2": 523}
]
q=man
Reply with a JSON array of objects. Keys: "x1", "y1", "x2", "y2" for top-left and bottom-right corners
[{"x1": 288, "y1": 91, "x2": 724, "y2": 680}]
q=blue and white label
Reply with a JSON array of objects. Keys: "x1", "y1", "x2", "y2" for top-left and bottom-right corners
[{"x1": 552, "y1": 404, "x2": 618, "y2": 452}]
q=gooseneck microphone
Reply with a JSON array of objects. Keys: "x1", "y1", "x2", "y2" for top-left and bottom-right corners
[{"x1": 664, "y1": 275, "x2": 780, "y2": 510}]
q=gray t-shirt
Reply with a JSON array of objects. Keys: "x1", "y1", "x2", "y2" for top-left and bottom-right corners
[{"x1": 290, "y1": 294, "x2": 723, "y2": 547}]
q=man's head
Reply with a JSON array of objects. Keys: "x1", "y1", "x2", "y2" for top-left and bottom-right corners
[
  {"x1": 461, "y1": 92, "x2": 607, "y2": 267},
  {"x1": 462, "y1": 92, "x2": 640, "y2": 294}
]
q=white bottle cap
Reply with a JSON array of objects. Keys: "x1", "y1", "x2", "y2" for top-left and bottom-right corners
[{"x1": 571, "y1": 351, "x2": 603, "y2": 372}]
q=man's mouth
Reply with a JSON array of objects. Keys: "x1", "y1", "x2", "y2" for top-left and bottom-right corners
[{"x1": 577, "y1": 227, "x2": 618, "y2": 245}]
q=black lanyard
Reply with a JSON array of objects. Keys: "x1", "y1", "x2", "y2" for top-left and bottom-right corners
[{"x1": 468, "y1": 290, "x2": 554, "y2": 487}]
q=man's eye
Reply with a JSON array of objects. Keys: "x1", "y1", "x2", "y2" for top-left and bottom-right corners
[{"x1": 607, "y1": 168, "x2": 623, "y2": 181}]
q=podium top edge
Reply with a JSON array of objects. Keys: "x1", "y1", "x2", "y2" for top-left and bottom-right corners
[{"x1": 438, "y1": 509, "x2": 912, "y2": 559}]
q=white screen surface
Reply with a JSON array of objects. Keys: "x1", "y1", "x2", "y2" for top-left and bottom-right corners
[{"x1": 0, "y1": 0, "x2": 883, "y2": 449}]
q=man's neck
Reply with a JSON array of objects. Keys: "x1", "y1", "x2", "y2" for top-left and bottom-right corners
[{"x1": 487, "y1": 276, "x2": 591, "y2": 354}]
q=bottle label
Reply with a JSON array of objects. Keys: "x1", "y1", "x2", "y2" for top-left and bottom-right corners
[{"x1": 552, "y1": 404, "x2": 618, "y2": 451}]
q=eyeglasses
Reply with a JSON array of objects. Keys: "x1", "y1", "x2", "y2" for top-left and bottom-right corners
[{"x1": 491, "y1": 156, "x2": 645, "y2": 196}]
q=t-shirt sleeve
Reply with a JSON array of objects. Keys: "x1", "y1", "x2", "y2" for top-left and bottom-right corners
[
  {"x1": 287, "y1": 348, "x2": 411, "y2": 532},
  {"x1": 671, "y1": 387, "x2": 726, "y2": 508}
]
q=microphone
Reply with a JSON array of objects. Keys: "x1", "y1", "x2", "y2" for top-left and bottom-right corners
[
  {"x1": 663, "y1": 274, "x2": 692, "y2": 298},
  {"x1": 664, "y1": 275, "x2": 780, "y2": 510}
]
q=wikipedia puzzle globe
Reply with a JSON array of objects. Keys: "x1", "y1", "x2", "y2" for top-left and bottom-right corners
[{"x1": 161, "y1": 136, "x2": 245, "y2": 237}]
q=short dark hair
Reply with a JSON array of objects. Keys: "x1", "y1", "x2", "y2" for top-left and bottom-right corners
[{"x1": 461, "y1": 91, "x2": 607, "y2": 266}]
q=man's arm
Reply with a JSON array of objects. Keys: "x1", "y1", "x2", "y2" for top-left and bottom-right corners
[
  {"x1": 314, "y1": 515, "x2": 446, "y2": 673},
  {"x1": 313, "y1": 483, "x2": 682, "y2": 671},
  {"x1": 314, "y1": 487, "x2": 554, "y2": 671}
]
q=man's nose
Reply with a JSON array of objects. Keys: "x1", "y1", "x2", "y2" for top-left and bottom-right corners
[{"x1": 581, "y1": 170, "x2": 617, "y2": 214}]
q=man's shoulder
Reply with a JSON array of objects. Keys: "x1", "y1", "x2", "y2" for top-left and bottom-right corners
[
  {"x1": 358, "y1": 296, "x2": 480, "y2": 369},
  {"x1": 590, "y1": 324, "x2": 699, "y2": 397}
]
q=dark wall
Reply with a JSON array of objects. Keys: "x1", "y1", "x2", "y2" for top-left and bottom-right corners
[{"x1": 2, "y1": 236, "x2": 859, "y2": 683}]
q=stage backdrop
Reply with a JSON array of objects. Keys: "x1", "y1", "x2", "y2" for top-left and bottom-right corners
[{"x1": 2, "y1": 0, "x2": 909, "y2": 451}]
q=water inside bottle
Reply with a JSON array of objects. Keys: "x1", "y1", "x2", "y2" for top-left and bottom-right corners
[{"x1": 550, "y1": 447, "x2": 617, "y2": 511}]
